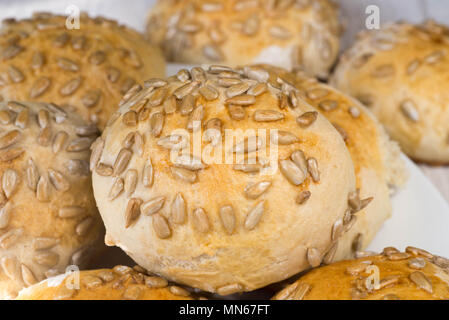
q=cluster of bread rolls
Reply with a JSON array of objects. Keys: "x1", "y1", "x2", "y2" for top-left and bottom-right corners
[{"x1": 0, "y1": 0, "x2": 446, "y2": 300}]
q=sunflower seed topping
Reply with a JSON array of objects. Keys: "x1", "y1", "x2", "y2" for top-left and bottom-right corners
[
  {"x1": 254, "y1": 110, "x2": 285, "y2": 122},
  {"x1": 142, "y1": 161, "x2": 154, "y2": 187},
  {"x1": 307, "y1": 158, "x2": 320, "y2": 182},
  {"x1": 171, "y1": 167, "x2": 197, "y2": 183},
  {"x1": 226, "y1": 94, "x2": 256, "y2": 106},
  {"x1": 245, "y1": 201, "x2": 265, "y2": 230},
  {"x1": 296, "y1": 111, "x2": 318, "y2": 128},
  {"x1": 280, "y1": 159, "x2": 306, "y2": 185},
  {"x1": 409, "y1": 271, "x2": 433, "y2": 293},
  {"x1": 244, "y1": 181, "x2": 271, "y2": 199},
  {"x1": 192, "y1": 208, "x2": 210, "y2": 233},
  {"x1": 153, "y1": 214, "x2": 171, "y2": 239},
  {"x1": 400, "y1": 100, "x2": 419, "y2": 122},
  {"x1": 141, "y1": 196, "x2": 166, "y2": 216},
  {"x1": 33, "y1": 250, "x2": 59, "y2": 267},
  {"x1": 53, "y1": 131, "x2": 69, "y2": 154},
  {"x1": 125, "y1": 198, "x2": 142, "y2": 228},
  {"x1": 109, "y1": 177, "x2": 124, "y2": 200},
  {"x1": 171, "y1": 193, "x2": 186, "y2": 224},
  {"x1": 307, "y1": 248, "x2": 322, "y2": 267},
  {"x1": 30, "y1": 77, "x2": 51, "y2": 98},
  {"x1": 408, "y1": 257, "x2": 426, "y2": 270}
]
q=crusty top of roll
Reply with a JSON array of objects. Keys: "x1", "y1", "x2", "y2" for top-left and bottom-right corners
[
  {"x1": 253, "y1": 64, "x2": 408, "y2": 261},
  {"x1": 273, "y1": 246, "x2": 449, "y2": 300},
  {"x1": 146, "y1": 0, "x2": 341, "y2": 78},
  {"x1": 0, "y1": 101, "x2": 104, "y2": 299},
  {"x1": 91, "y1": 65, "x2": 356, "y2": 294},
  {"x1": 0, "y1": 12, "x2": 165, "y2": 130},
  {"x1": 16, "y1": 265, "x2": 194, "y2": 300},
  {"x1": 331, "y1": 21, "x2": 449, "y2": 164}
]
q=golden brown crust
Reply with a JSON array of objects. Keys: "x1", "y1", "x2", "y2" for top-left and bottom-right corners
[
  {"x1": 0, "y1": 12, "x2": 165, "y2": 130},
  {"x1": 16, "y1": 265, "x2": 194, "y2": 300},
  {"x1": 146, "y1": 0, "x2": 341, "y2": 78},
  {"x1": 91, "y1": 65, "x2": 356, "y2": 294},
  {"x1": 273, "y1": 246, "x2": 449, "y2": 300},
  {"x1": 0, "y1": 101, "x2": 104, "y2": 299},
  {"x1": 331, "y1": 21, "x2": 449, "y2": 164},
  {"x1": 253, "y1": 64, "x2": 408, "y2": 261}
]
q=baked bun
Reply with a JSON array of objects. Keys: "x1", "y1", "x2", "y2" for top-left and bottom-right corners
[
  {"x1": 91, "y1": 65, "x2": 356, "y2": 294},
  {"x1": 272, "y1": 246, "x2": 449, "y2": 300},
  {"x1": 0, "y1": 12, "x2": 165, "y2": 130},
  {"x1": 253, "y1": 64, "x2": 408, "y2": 261},
  {"x1": 331, "y1": 21, "x2": 449, "y2": 164},
  {"x1": 16, "y1": 265, "x2": 194, "y2": 300},
  {"x1": 0, "y1": 101, "x2": 103, "y2": 299},
  {"x1": 146, "y1": 0, "x2": 341, "y2": 78}
]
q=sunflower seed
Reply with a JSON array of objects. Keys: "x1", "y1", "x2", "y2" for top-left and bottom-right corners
[
  {"x1": 66, "y1": 137, "x2": 92, "y2": 152},
  {"x1": 59, "y1": 206, "x2": 84, "y2": 218},
  {"x1": 296, "y1": 191, "x2": 311, "y2": 204},
  {"x1": 204, "y1": 118, "x2": 222, "y2": 144},
  {"x1": 48, "y1": 169, "x2": 70, "y2": 192},
  {"x1": 0, "y1": 111, "x2": 11, "y2": 125},
  {"x1": 319, "y1": 100, "x2": 338, "y2": 111},
  {"x1": 145, "y1": 276, "x2": 168, "y2": 288},
  {"x1": 388, "y1": 252, "x2": 411, "y2": 261},
  {"x1": 179, "y1": 94, "x2": 196, "y2": 116},
  {"x1": 323, "y1": 241, "x2": 338, "y2": 264},
  {"x1": 32, "y1": 237, "x2": 59, "y2": 250},
  {"x1": 191, "y1": 67, "x2": 206, "y2": 82},
  {"x1": 228, "y1": 105, "x2": 246, "y2": 120},
  {"x1": 59, "y1": 76, "x2": 82, "y2": 96},
  {"x1": 121, "y1": 111, "x2": 137, "y2": 126},
  {"x1": 141, "y1": 196, "x2": 166, "y2": 216},
  {"x1": 76, "y1": 217, "x2": 93, "y2": 236},
  {"x1": 173, "y1": 81, "x2": 200, "y2": 100},
  {"x1": 144, "y1": 78, "x2": 167, "y2": 89},
  {"x1": 199, "y1": 85, "x2": 218, "y2": 100},
  {"x1": 245, "y1": 201, "x2": 264, "y2": 230},
  {"x1": 306, "y1": 88, "x2": 328, "y2": 100},
  {"x1": 400, "y1": 100, "x2": 419, "y2": 122},
  {"x1": 218, "y1": 77, "x2": 242, "y2": 87},
  {"x1": 0, "y1": 203, "x2": 11, "y2": 229},
  {"x1": 174, "y1": 154, "x2": 205, "y2": 171},
  {"x1": 82, "y1": 90, "x2": 101, "y2": 108},
  {"x1": 0, "y1": 228, "x2": 22, "y2": 249},
  {"x1": 269, "y1": 25, "x2": 292, "y2": 39},
  {"x1": 409, "y1": 271, "x2": 433, "y2": 293},
  {"x1": 2, "y1": 44, "x2": 23, "y2": 59},
  {"x1": 280, "y1": 159, "x2": 306, "y2": 185},
  {"x1": 371, "y1": 64, "x2": 395, "y2": 77},
  {"x1": 34, "y1": 251, "x2": 59, "y2": 267},
  {"x1": 148, "y1": 87, "x2": 167, "y2": 107},
  {"x1": 113, "y1": 148, "x2": 132, "y2": 176},
  {"x1": 65, "y1": 159, "x2": 89, "y2": 176},
  {"x1": 31, "y1": 51, "x2": 45, "y2": 69},
  {"x1": 36, "y1": 175, "x2": 51, "y2": 202},
  {"x1": 57, "y1": 57, "x2": 79, "y2": 72},
  {"x1": 307, "y1": 248, "x2": 321, "y2": 267},
  {"x1": 106, "y1": 66, "x2": 121, "y2": 83},
  {"x1": 0, "y1": 147, "x2": 23, "y2": 161},
  {"x1": 226, "y1": 94, "x2": 256, "y2": 106},
  {"x1": 171, "y1": 167, "x2": 197, "y2": 183},
  {"x1": 405, "y1": 246, "x2": 433, "y2": 259},
  {"x1": 346, "y1": 261, "x2": 371, "y2": 276},
  {"x1": 90, "y1": 138, "x2": 104, "y2": 171},
  {"x1": 8, "y1": 66, "x2": 24, "y2": 83},
  {"x1": 1, "y1": 256, "x2": 19, "y2": 281},
  {"x1": 30, "y1": 77, "x2": 51, "y2": 98},
  {"x1": 244, "y1": 181, "x2": 271, "y2": 199},
  {"x1": 151, "y1": 214, "x2": 171, "y2": 239},
  {"x1": 233, "y1": 163, "x2": 260, "y2": 173},
  {"x1": 288, "y1": 282, "x2": 311, "y2": 300},
  {"x1": 407, "y1": 59, "x2": 421, "y2": 75},
  {"x1": 169, "y1": 285, "x2": 190, "y2": 297},
  {"x1": 348, "y1": 107, "x2": 360, "y2": 118},
  {"x1": 82, "y1": 275, "x2": 103, "y2": 289},
  {"x1": 88, "y1": 50, "x2": 106, "y2": 65},
  {"x1": 290, "y1": 150, "x2": 307, "y2": 174},
  {"x1": 36, "y1": 126, "x2": 52, "y2": 146},
  {"x1": 21, "y1": 264, "x2": 37, "y2": 287},
  {"x1": 359, "y1": 197, "x2": 373, "y2": 211},
  {"x1": 253, "y1": 110, "x2": 285, "y2": 122},
  {"x1": 142, "y1": 161, "x2": 154, "y2": 187},
  {"x1": 125, "y1": 198, "x2": 142, "y2": 228},
  {"x1": 124, "y1": 170, "x2": 137, "y2": 197},
  {"x1": 109, "y1": 177, "x2": 124, "y2": 200},
  {"x1": 203, "y1": 44, "x2": 223, "y2": 61},
  {"x1": 53, "y1": 131, "x2": 69, "y2": 154},
  {"x1": 53, "y1": 32, "x2": 69, "y2": 47},
  {"x1": 297, "y1": 111, "x2": 318, "y2": 128},
  {"x1": 98, "y1": 271, "x2": 115, "y2": 282},
  {"x1": 332, "y1": 219, "x2": 344, "y2": 241},
  {"x1": 0, "y1": 130, "x2": 20, "y2": 150},
  {"x1": 383, "y1": 246, "x2": 399, "y2": 256},
  {"x1": 424, "y1": 50, "x2": 445, "y2": 64},
  {"x1": 231, "y1": 136, "x2": 262, "y2": 153},
  {"x1": 226, "y1": 82, "x2": 251, "y2": 98},
  {"x1": 163, "y1": 95, "x2": 177, "y2": 114},
  {"x1": 192, "y1": 208, "x2": 210, "y2": 233},
  {"x1": 273, "y1": 131, "x2": 298, "y2": 145},
  {"x1": 170, "y1": 193, "x2": 186, "y2": 224},
  {"x1": 15, "y1": 108, "x2": 29, "y2": 129},
  {"x1": 408, "y1": 257, "x2": 426, "y2": 270},
  {"x1": 187, "y1": 105, "x2": 205, "y2": 131},
  {"x1": 202, "y1": 2, "x2": 224, "y2": 11},
  {"x1": 433, "y1": 256, "x2": 449, "y2": 268},
  {"x1": 307, "y1": 158, "x2": 320, "y2": 182},
  {"x1": 247, "y1": 83, "x2": 267, "y2": 96}
]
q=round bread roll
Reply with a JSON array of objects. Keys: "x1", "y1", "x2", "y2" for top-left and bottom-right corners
[
  {"x1": 253, "y1": 64, "x2": 408, "y2": 261},
  {"x1": 331, "y1": 21, "x2": 449, "y2": 164},
  {"x1": 273, "y1": 246, "x2": 449, "y2": 300},
  {"x1": 16, "y1": 265, "x2": 194, "y2": 300},
  {"x1": 0, "y1": 12, "x2": 165, "y2": 130},
  {"x1": 146, "y1": 0, "x2": 341, "y2": 78},
  {"x1": 0, "y1": 101, "x2": 104, "y2": 299},
  {"x1": 91, "y1": 65, "x2": 357, "y2": 294}
]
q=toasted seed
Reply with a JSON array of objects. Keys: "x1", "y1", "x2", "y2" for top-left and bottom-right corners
[
  {"x1": 53, "y1": 131, "x2": 69, "y2": 154},
  {"x1": 307, "y1": 158, "x2": 320, "y2": 182},
  {"x1": 34, "y1": 251, "x2": 59, "y2": 267},
  {"x1": 290, "y1": 283, "x2": 311, "y2": 300},
  {"x1": 36, "y1": 175, "x2": 51, "y2": 202},
  {"x1": 123, "y1": 170, "x2": 137, "y2": 197},
  {"x1": 297, "y1": 111, "x2": 318, "y2": 128},
  {"x1": 30, "y1": 77, "x2": 51, "y2": 98},
  {"x1": 71, "y1": 35, "x2": 86, "y2": 50},
  {"x1": 31, "y1": 51, "x2": 45, "y2": 69},
  {"x1": 387, "y1": 252, "x2": 411, "y2": 261},
  {"x1": 218, "y1": 205, "x2": 236, "y2": 235},
  {"x1": 169, "y1": 285, "x2": 190, "y2": 297},
  {"x1": 142, "y1": 161, "x2": 154, "y2": 187},
  {"x1": 173, "y1": 81, "x2": 200, "y2": 100},
  {"x1": 319, "y1": 100, "x2": 338, "y2": 111},
  {"x1": 1, "y1": 256, "x2": 19, "y2": 281},
  {"x1": 408, "y1": 257, "x2": 426, "y2": 269},
  {"x1": 66, "y1": 137, "x2": 91, "y2": 152},
  {"x1": 59, "y1": 206, "x2": 84, "y2": 218},
  {"x1": 410, "y1": 271, "x2": 433, "y2": 293},
  {"x1": 57, "y1": 57, "x2": 79, "y2": 72},
  {"x1": 153, "y1": 214, "x2": 171, "y2": 239},
  {"x1": 307, "y1": 248, "x2": 321, "y2": 267},
  {"x1": 141, "y1": 197, "x2": 166, "y2": 216},
  {"x1": 37, "y1": 126, "x2": 52, "y2": 146},
  {"x1": 218, "y1": 77, "x2": 241, "y2": 87},
  {"x1": 332, "y1": 219, "x2": 344, "y2": 241},
  {"x1": 82, "y1": 275, "x2": 103, "y2": 289},
  {"x1": 8, "y1": 66, "x2": 24, "y2": 83},
  {"x1": 125, "y1": 198, "x2": 142, "y2": 228},
  {"x1": 171, "y1": 193, "x2": 186, "y2": 224},
  {"x1": 88, "y1": 50, "x2": 106, "y2": 65},
  {"x1": 144, "y1": 78, "x2": 167, "y2": 88},
  {"x1": 187, "y1": 105, "x2": 204, "y2": 131},
  {"x1": 400, "y1": 100, "x2": 419, "y2": 122},
  {"x1": 76, "y1": 125, "x2": 98, "y2": 137},
  {"x1": 406, "y1": 246, "x2": 433, "y2": 259},
  {"x1": 433, "y1": 256, "x2": 449, "y2": 268},
  {"x1": 54, "y1": 285, "x2": 77, "y2": 300},
  {"x1": 274, "y1": 131, "x2": 298, "y2": 145},
  {"x1": 171, "y1": 167, "x2": 197, "y2": 183},
  {"x1": 145, "y1": 276, "x2": 168, "y2": 288},
  {"x1": 346, "y1": 261, "x2": 371, "y2": 276},
  {"x1": 109, "y1": 177, "x2": 124, "y2": 200},
  {"x1": 59, "y1": 76, "x2": 82, "y2": 96},
  {"x1": 192, "y1": 208, "x2": 210, "y2": 233},
  {"x1": 0, "y1": 147, "x2": 24, "y2": 162},
  {"x1": 163, "y1": 95, "x2": 177, "y2": 114},
  {"x1": 226, "y1": 82, "x2": 250, "y2": 98},
  {"x1": 203, "y1": 44, "x2": 223, "y2": 61},
  {"x1": 231, "y1": 136, "x2": 262, "y2": 153},
  {"x1": 348, "y1": 106, "x2": 361, "y2": 118},
  {"x1": 48, "y1": 169, "x2": 69, "y2": 192},
  {"x1": 0, "y1": 228, "x2": 22, "y2": 249},
  {"x1": 245, "y1": 201, "x2": 264, "y2": 230},
  {"x1": 53, "y1": 32, "x2": 69, "y2": 47},
  {"x1": 296, "y1": 191, "x2": 311, "y2": 204},
  {"x1": 226, "y1": 94, "x2": 256, "y2": 106},
  {"x1": 82, "y1": 90, "x2": 101, "y2": 108},
  {"x1": 323, "y1": 242, "x2": 338, "y2": 264},
  {"x1": 199, "y1": 85, "x2": 219, "y2": 101},
  {"x1": 204, "y1": 118, "x2": 222, "y2": 144},
  {"x1": 174, "y1": 154, "x2": 205, "y2": 171},
  {"x1": 76, "y1": 217, "x2": 93, "y2": 236},
  {"x1": 424, "y1": 50, "x2": 444, "y2": 64},
  {"x1": 244, "y1": 181, "x2": 271, "y2": 199},
  {"x1": 113, "y1": 148, "x2": 132, "y2": 176},
  {"x1": 97, "y1": 271, "x2": 115, "y2": 282},
  {"x1": 148, "y1": 87, "x2": 167, "y2": 107},
  {"x1": 383, "y1": 246, "x2": 400, "y2": 256},
  {"x1": 21, "y1": 264, "x2": 37, "y2": 287},
  {"x1": 407, "y1": 59, "x2": 421, "y2": 75},
  {"x1": 247, "y1": 83, "x2": 267, "y2": 96},
  {"x1": 280, "y1": 159, "x2": 306, "y2": 185},
  {"x1": 0, "y1": 203, "x2": 11, "y2": 229},
  {"x1": 233, "y1": 162, "x2": 260, "y2": 173},
  {"x1": 360, "y1": 197, "x2": 373, "y2": 211},
  {"x1": 121, "y1": 285, "x2": 141, "y2": 300},
  {"x1": 272, "y1": 281, "x2": 299, "y2": 300},
  {"x1": 306, "y1": 88, "x2": 328, "y2": 100},
  {"x1": 228, "y1": 105, "x2": 246, "y2": 120},
  {"x1": 371, "y1": 64, "x2": 395, "y2": 77},
  {"x1": 96, "y1": 163, "x2": 113, "y2": 176},
  {"x1": 269, "y1": 25, "x2": 292, "y2": 39},
  {"x1": 122, "y1": 111, "x2": 138, "y2": 126},
  {"x1": 2, "y1": 169, "x2": 18, "y2": 198},
  {"x1": 290, "y1": 150, "x2": 308, "y2": 174},
  {"x1": 32, "y1": 237, "x2": 59, "y2": 250},
  {"x1": 2, "y1": 44, "x2": 23, "y2": 59},
  {"x1": 253, "y1": 110, "x2": 285, "y2": 122},
  {"x1": 15, "y1": 108, "x2": 29, "y2": 129},
  {"x1": 0, "y1": 111, "x2": 11, "y2": 125}
]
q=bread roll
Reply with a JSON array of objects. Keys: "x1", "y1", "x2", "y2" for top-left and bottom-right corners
[
  {"x1": 0, "y1": 12, "x2": 165, "y2": 130},
  {"x1": 253, "y1": 64, "x2": 408, "y2": 261},
  {"x1": 273, "y1": 246, "x2": 449, "y2": 300},
  {"x1": 0, "y1": 101, "x2": 103, "y2": 299},
  {"x1": 146, "y1": 0, "x2": 341, "y2": 78},
  {"x1": 16, "y1": 265, "x2": 194, "y2": 300},
  {"x1": 331, "y1": 21, "x2": 449, "y2": 164},
  {"x1": 91, "y1": 65, "x2": 357, "y2": 294}
]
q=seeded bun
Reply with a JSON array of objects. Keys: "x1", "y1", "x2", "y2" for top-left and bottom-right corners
[
  {"x1": 16, "y1": 265, "x2": 194, "y2": 300},
  {"x1": 146, "y1": 0, "x2": 341, "y2": 78},
  {"x1": 331, "y1": 21, "x2": 449, "y2": 164},
  {"x1": 254, "y1": 64, "x2": 408, "y2": 261},
  {"x1": 0, "y1": 101, "x2": 104, "y2": 299},
  {"x1": 0, "y1": 12, "x2": 165, "y2": 131},
  {"x1": 91, "y1": 65, "x2": 356, "y2": 294},
  {"x1": 272, "y1": 246, "x2": 449, "y2": 300}
]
